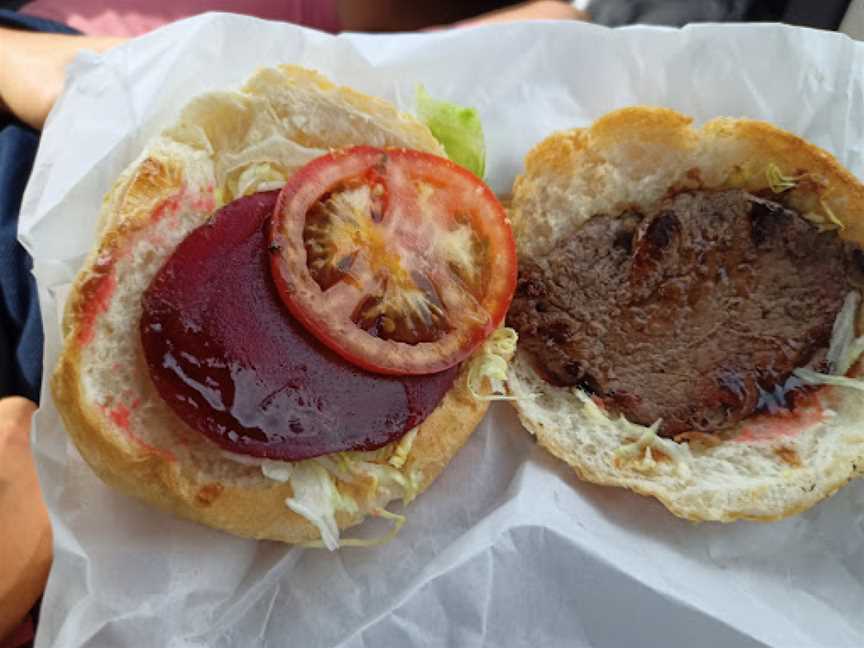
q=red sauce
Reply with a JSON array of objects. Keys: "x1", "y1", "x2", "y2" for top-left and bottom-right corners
[
  {"x1": 99, "y1": 401, "x2": 176, "y2": 461},
  {"x1": 77, "y1": 188, "x2": 216, "y2": 348},
  {"x1": 140, "y1": 191, "x2": 457, "y2": 461},
  {"x1": 590, "y1": 395, "x2": 607, "y2": 411},
  {"x1": 736, "y1": 390, "x2": 826, "y2": 443},
  {"x1": 107, "y1": 403, "x2": 131, "y2": 429},
  {"x1": 76, "y1": 257, "x2": 117, "y2": 346},
  {"x1": 151, "y1": 192, "x2": 184, "y2": 223},
  {"x1": 190, "y1": 192, "x2": 216, "y2": 214}
]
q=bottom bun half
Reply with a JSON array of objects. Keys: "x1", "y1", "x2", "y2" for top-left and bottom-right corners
[
  {"x1": 52, "y1": 65, "x2": 493, "y2": 544},
  {"x1": 508, "y1": 107, "x2": 864, "y2": 522}
]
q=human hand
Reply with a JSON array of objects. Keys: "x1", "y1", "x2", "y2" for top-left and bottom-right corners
[
  {"x1": 0, "y1": 397, "x2": 51, "y2": 645},
  {"x1": 0, "y1": 28, "x2": 124, "y2": 130},
  {"x1": 452, "y1": 1, "x2": 587, "y2": 28}
]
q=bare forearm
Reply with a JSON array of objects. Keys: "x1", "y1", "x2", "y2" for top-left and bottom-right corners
[
  {"x1": 0, "y1": 397, "x2": 50, "y2": 644},
  {"x1": 452, "y1": 1, "x2": 587, "y2": 28},
  {"x1": 0, "y1": 28, "x2": 125, "y2": 129},
  {"x1": 337, "y1": 0, "x2": 586, "y2": 31}
]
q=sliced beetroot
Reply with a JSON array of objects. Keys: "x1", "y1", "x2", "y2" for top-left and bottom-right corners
[{"x1": 140, "y1": 191, "x2": 456, "y2": 461}]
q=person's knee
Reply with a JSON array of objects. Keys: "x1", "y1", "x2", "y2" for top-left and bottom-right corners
[
  {"x1": 0, "y1": 396, "x2": 37, "y2": 429},
  {"x1": 0, "y1": 396, "x2": 51, "y2": 644},
  {"x1": 0, "y1": 396, "x2": 37, "y2": 456}
]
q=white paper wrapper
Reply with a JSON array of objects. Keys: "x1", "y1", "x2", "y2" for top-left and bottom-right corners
[{"x1": 19, "y1": 14, "x2": 864, "y2": 648}]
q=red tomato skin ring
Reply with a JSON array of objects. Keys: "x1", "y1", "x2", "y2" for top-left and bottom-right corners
[{"x1": 269, "y1": 146, "x2": 516, "y2": 376}]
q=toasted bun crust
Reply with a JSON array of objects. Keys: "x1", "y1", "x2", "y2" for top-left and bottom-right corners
[
  {"x1": 509, "y1": 107, "x2": 864, "y2": 522},
  {"x1": 51, "y1": 66, "x2": 491, "y2": 543}
]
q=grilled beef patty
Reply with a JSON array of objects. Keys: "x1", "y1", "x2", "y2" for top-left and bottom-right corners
[{"x1": 508, "y1": 189, "x2": 862, "y2": 436}]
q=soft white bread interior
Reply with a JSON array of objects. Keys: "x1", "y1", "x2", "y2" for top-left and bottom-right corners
[
  {"x1": 508, "y1": 107, "x2": 864, "y2": 522},
  {"x1": 52, "y1": 66, "x2": 497, "y2": 544}
]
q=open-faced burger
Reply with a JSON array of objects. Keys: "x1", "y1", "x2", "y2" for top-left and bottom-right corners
[
  {"x1": 506, "y1": 107, "x2": 864, "y2": 521},
  {"x1": 52, "y1": 66, "x2": 517, "y2": 548}
]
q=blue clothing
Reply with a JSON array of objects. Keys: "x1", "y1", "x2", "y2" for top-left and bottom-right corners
[{"x1": 0, "y1": 9, "x2": 76, "y2": 402}]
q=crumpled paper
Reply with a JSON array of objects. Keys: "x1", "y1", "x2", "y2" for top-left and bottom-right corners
[{"x1": 19, "y1": 13, "x2": 864, "y2": 647}]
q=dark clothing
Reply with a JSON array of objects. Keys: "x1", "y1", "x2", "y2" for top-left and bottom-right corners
[
  {"x1": 0, "y1": 118, "x2": 42, "y2": 402},
  {"x1": 589, "y1": 0, "x2": 852, "y2": 30},
  {"x1": 589, "y1": 0, "x2": 753, "y2": 26},
  {"x1": 0, "y1": 9, "x2": 76, "y2": 401}
]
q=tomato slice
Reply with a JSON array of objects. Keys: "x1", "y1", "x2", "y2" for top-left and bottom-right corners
[{"x1": 269, "y1": 146, "x2": 516, "y2": 376}]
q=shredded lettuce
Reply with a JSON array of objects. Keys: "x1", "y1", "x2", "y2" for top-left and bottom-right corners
[
  {"x1": 214, "y1": 186, "x2": 228, "y2": 209},
  {"x1": 614, "y1": 420, "x2": 662, "y2": 458},
  {"x1": 261, "y1": 459, "x2": 293, "y2": 480},
  {"x1": 579, "y1": 390, "x2": 689, "y2": 474},
  {"x1": 389, "y1": 427, "x2": 418, "y2": 469},
  {"x1": 262, "y1": 460, "x2": 357, "y2": 551},
  {"x1": 301, "y1": 508, "x2": 406, "y2": 549},
  {"x1": 827, "y1": 292, "x2": 861, "y2": 375},
  {"x1": 764, "y1": 164, "x2": 844, "y2": 230},
  {"x1": 416, "y1": 85, "x2": 486, "y2": 178},
  {"x1": 793, "y1": 293, "x2": 864, "y2": 391},
  {"x1": 574, "y1": 390, "x2": 611, "y2": 425},
  {"x1": 800, "y1": 211, "x2": 826, "y2": 227},
  {"x1": 765, "y1": 163, "x2": 802, "y2": 193},
  {"x1": 313, "y1": 450, "x2": 417, "y2": 504},
  {"x1": 467, "y1": 328, "x2": 518, "y2": 401},
  {"x1": 795, "y1": 368, "x2": 864, "y2": 392},
  {"x1": 614, "y1": 419, "x2": 684, "y2": 461},
  {"x1": 486, "y1": 326, "x2": 518, "y2": 357},
  {"x1": 224, "y1": 163, "x2": 287, "y2": 204},
  {"x1": 346, "y1": 445, "x2": 393, "y2": 464},
  {"x1": 819, "y1": 198, "x2": 845, "y2": 230},
  {"x1": 349, "y1": 459, "x2": 419, "y2": 505},
  {"x1": 612, "y1": 419, "x2": 691, "y2": 476},
  {"x1": 257, "y1": 439, "x2": 422, "y2": 550},
  {"x1": 468, "y1": 355, "x2": 512, "y2": 401},
  {"x1": 232, "y1": 328, "x2": 521, "y2": 550},
  {"x1": 848, "y1": 338, "x2": 864, "y2": 371}
]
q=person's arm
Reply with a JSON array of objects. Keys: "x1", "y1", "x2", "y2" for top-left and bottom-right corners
[
  {"x1": 0, "y1": 397, "x2": 51, "y2": 645},
  {"x1": 338, "y1": 0, "x2": 586, "y2": 32},
  {"x1": 452, "y1": 0, "x2": 588, "y2": 27},
  {"x1": 0, "y1": 28, "x2": 124, "y2": 130}
]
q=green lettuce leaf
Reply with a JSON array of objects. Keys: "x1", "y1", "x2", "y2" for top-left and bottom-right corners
[{"x1": 416, "y1": 85, "x2": 486, "y2": 178}]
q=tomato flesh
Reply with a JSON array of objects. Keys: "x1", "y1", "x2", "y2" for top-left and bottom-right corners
[{"x1": 269, "y1": 147, "x2": 516, "y2": 376}]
